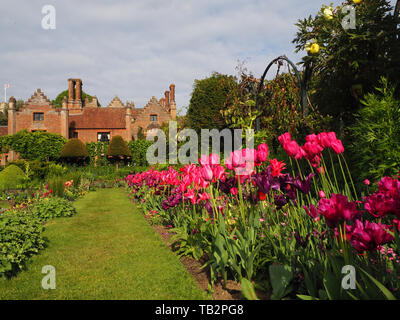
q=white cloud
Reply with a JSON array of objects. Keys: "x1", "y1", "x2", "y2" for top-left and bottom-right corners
[{"x1": 0, "y1": 0, "x2": 397, "y2": 109}]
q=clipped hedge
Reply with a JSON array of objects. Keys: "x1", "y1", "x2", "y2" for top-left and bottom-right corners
[
  {"x1": 0, "y1": 164, "x2": 27, "y2": 190},
  {"x1": 60, "y1": 138, "x2": 89, "y2": 164},
  {"x1": 0, "y1": 210, "x2": 45, "y2": 277},
  {"x1": 106, "y1": 135, "x2": 131, "y2": 157},
  {"x1": 0, "y1": 130, "x2": 66, "y2": 161}
]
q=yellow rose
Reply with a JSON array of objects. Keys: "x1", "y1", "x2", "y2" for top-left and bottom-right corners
[
  {"x1": 353, "y1": 0, "x2": 362, "y2": 4},
  {"x1": 323, "y1": 8, "x2": 333, "y2": 20},
  {"x1": 310, "y1": 43, "x2": 320, "y2": 54}
]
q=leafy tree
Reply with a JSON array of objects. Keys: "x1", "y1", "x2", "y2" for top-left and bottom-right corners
[
  {"x1": 52, "y1": 90, "x2": 97, "y2": 108},
  {"x1": 350, "y1": 77, "x2": 400, "y2": 181},
  {"x1": 187, "y1": 72, "x2": 238, "y2": 132},
  {"x1": 293, "y1": 0, "x2": 400, "y2": 132},
  {"x1": 60, "y1": 138, "x2": 89, "y2": 165},
  {"x1": 106, "y1": 135, "x2": 131, "y2": 168}
]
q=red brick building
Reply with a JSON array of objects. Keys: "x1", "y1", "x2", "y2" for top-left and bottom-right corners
[
  {"x1": 1, "y1": 78, "x2": 176, "y2": 162},
  {"x1": 0, "y1": 79, "x2": 176, "y2": 164}
]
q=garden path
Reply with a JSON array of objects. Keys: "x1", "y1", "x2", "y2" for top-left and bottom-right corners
[{"x1": 0, "y1": 188, "x2": 207, "y2": 299}]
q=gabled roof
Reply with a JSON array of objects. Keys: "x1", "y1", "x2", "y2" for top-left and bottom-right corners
[
  {"x1": 69, "y1": 108, "x2": 126, "y2": 129},
  {"x1": 107, "y1": 96, "x2": 125, "y2": 108},
  {"x1": 25, "y1": 89, "x2": 52, "y2": 106}
]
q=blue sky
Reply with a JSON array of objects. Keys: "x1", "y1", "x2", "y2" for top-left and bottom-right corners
[{"x1": 0, "y1": 0, "x2": 397, "y2": 113}]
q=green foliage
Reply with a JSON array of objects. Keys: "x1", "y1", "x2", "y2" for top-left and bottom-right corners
[
  {"x1": 52, "y1": 90, "x2": 97, "y2": 108},
  {"x1": 269, "y1": 264, "x2": 294, "y2": 300},
  {"x1": 47, "y1": 176, "x2": 66, "y2": 198},
  {"x1": 86, "y1": 141, "x2": 109, "y2": 166},
  {"x1": 293, "y1": 0, "x2": 400, "y2": 131},
  {"x1": 0, "y1": 164, "x2": 27, "y2": 190},
  {"x1": 0, "y1": 130, "x2": 66, "y2": 161},
  {"x1": 60, "y1": 138, "x2": 89, "y2": 164},
  {"x1": 32, "y1": 197, "x2": 76, "y2": 221},
  {"x1": 241, "y1": 278, "x2": 259, "y2": 300},
  {"x1": 350, "y1": 78, "x2": 400, "y2": 181},
  {"x1": 106, "y1": 135, "x2": 131, "y2": 157},
  {"x1": 128, "y1": 139, "x2": 152, "y2": 167},
  {"x1": 187, "y1": 72, "x2": 238, "y2": 132},
  {"x1": 137, "y1": 127, "x2": 145, "y2": 140},
  {"x1": 6, "y1": 159, "x2": 51, "y2": 180},
  {"x1": 222, "y1": 71, "x2": 332, "y2": 152},
  {"x1": 0, "y1": 210, "x2": 45, "y2": 277}
]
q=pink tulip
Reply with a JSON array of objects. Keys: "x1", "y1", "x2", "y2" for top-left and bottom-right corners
[
  {"x1": 319, "y1": 190, "x2": 326, "y2": 198},
  {"x1": 199, "y1": 154, "x2": 209, "y2": 166},
  {"x1": 278, "y1": 132, "x2": 292, "y2": 145},
  {"x1": 212, "y1": 165, "x2": 226, "y2": 180},
  {"x1": 200, "y1": 165, "x2": 213, "y2": 181},
  {"x1": 209, "y1": 154, "x2": 220, "y2": 166},
  {"x1": 256, "y1": 143, "x2": 269, "y2": 163},
  {"x1": 283, "y1": 140, "x2": 300, "y2": 158},
  {"x1": 330, "y1": 140, "x2": 344, "y2": 154}
]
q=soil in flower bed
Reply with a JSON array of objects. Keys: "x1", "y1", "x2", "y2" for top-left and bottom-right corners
[{"x1": 152, "y1": 224, "x2": 267, "y2": 300}]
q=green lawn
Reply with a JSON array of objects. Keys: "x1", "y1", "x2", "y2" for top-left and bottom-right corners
[{"x1": 0, "y1": 188, "x2": 208, "y2": 300}]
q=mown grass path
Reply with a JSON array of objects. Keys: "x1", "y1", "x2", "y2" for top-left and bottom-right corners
[{"x1": 0, "y1": 188, "x2": 208, "y2": 300}]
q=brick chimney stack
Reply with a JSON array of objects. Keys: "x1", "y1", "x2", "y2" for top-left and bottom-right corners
[
  {"x1": 169, "y1": 84, "x2": 175, "y2": 103},
  {"x1": 165, "y1": 91, "x2": 170, "y2": 109},
  {"x1": 68, "y1": 79, "x2": 74, "y2": 101},
  {"x1": 67, "y1": 78, "x2": 83, "y2": 112},
  {"x1": 76, "y1": 79, "x2": 82, "y2": 101}
]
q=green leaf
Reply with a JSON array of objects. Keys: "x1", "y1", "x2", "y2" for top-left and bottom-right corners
[{"x1": 241, "y1": 278, "x2": 259, "y2": 300}]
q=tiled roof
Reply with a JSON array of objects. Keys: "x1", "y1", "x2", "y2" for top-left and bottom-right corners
[
  {"x1": 69, "y1": 108, "x2": 126, "y2": 129},
  {"x1": 0, "y1": 126, "x2": 8, "y2": 136}
]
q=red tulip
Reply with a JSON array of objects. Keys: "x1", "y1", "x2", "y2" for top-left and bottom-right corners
[{"x1": 283, "y1": 140, "x2": 300, "y2": 158}]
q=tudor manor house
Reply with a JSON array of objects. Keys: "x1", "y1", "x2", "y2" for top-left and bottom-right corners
[{"x1": 0, "y1": 78, "x2": 177, "y2": 162}]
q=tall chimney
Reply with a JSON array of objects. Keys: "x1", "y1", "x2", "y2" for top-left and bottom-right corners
[
  {"x1": 169, "y1": 84, "x2": 175, "y2": 102},
  {"x1": 68, "y1": 79, "x2": 75, "y2": 101},
  {"x1": 76, "y1": 79, "x2": 82, "y2": 101},
  {"x1": 165, "y1": 91, "x2": 170, "y2": 109}
]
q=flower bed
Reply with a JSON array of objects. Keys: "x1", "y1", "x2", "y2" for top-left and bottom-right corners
[{"x1": 126, "y1": 132, "x2": 400, "y2": 300}]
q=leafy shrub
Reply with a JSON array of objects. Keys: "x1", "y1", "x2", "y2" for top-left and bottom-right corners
[
  {"x1": 0, "y1": 130, "x2": 66, "y2": 161},
  {"x1": 47, "y1": 176, "x2": 66, "y2": 198},
  {"x1": 106, "y1": 136, "x2": 131, "y2": 168},
  {"x1": 0, "y1": 164, "x2": 28, "y2": 190},
  {"x1": 106, "y1": 135, "x2": 131, "y2": 157},
  {"x1": 60, "y1": 138, "x2": 89, "y2": 165},
  {"x1": 128, "y1": 139, "x2": 152, "y2": 167},
  {"x1": 32, "y1": 197, "x2": 76, "y2": 221},
  {"x1": 46, "y1": 162, "x2": 66, "y2": 178},
  {"x1": 293, "y1": 0, "x2": 400, "y2": 131},
  {"x1": 86, "y1": 141, "x2": 109, "y2": 166},
  {"x1": 350, "y1": 78, "x2": 400, "y2": 181},
  {"x1": 0, "y1": 210, "x2": 45, "y2": 277}
]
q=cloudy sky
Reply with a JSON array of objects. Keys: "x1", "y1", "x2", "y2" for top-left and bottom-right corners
[{"x1": 0, "y1": 0, "x2": 397, "y2": 112}]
